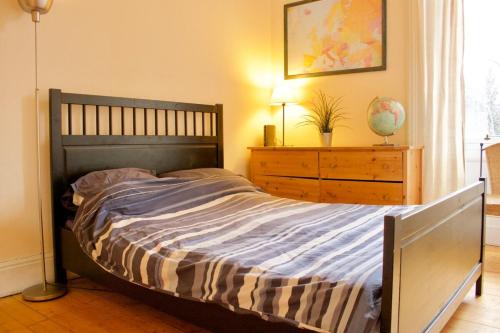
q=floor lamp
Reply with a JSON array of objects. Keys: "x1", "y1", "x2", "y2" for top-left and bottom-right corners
[
  {"x1": 18, "y1": 0, "x2": 67, "y2": 302},
  {"x1": 270, "y1": 85, "x2": 297, "y2": 146}
]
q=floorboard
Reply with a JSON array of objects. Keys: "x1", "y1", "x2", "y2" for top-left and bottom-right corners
[
  {"x1": 0, "y1": 247, "x2": 498, "y2": 332},
  {"x1": 442, "y1": 246, "x2": 500, "y2": 333}
]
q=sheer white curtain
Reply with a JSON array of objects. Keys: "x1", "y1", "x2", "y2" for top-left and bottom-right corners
[{"x1": 409, "y1": 0, "x2": 466, "y2": 202}]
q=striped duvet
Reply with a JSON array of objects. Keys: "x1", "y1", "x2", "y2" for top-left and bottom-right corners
[{"x1": 72, "y1": 175, "x2": 412, "y2": 333}]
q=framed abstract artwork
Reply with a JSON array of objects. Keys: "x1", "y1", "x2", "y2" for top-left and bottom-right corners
[{"x1": 284, "y1": 0, "x2": 387, "y2": 79}]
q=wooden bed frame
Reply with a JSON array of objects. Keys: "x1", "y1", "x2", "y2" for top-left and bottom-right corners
[{"x1": 49, "y1": 89, "x2": 486, "y2": 333}]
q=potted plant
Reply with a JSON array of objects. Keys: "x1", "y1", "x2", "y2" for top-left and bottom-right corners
[{"x1": 298, "y1": 90, "x2": 348, "y2": 147}]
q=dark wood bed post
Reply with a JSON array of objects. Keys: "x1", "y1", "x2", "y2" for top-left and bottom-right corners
[
  {"x1": 216, "y1": 104, "x2": 224, "y2": 168},
  {"x1": 49, "y1": 89, "x2": 68, "y2": 284},
  {"x1": 381, "y1": 215, "x2": 400, "y2": 333}
]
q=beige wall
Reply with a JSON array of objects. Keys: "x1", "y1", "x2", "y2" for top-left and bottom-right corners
[
  {"x1": 270, "y1": 0, "x2": 409, "y2": 147},
  {"x1": 0, "y1": 0, "x2": 273, "y2": 263},
  {"x1": 0, "y1": 0, "x2": 409, "y2": 280}
]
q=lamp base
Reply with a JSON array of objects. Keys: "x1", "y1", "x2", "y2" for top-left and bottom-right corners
[{"x1": 22, "y1": 283, "x2": 67, "y2": 302}]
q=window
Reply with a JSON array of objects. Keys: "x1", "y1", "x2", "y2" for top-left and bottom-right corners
[{"x1": 464, "y1": 0, "x2": 500, "y2": 185}]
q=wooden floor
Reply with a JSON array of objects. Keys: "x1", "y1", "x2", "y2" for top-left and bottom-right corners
[{"x1": 1, "y1": 247, "x2": 499, "y2": 333}]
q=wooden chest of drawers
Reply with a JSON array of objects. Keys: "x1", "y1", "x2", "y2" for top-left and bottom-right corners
[{"x1": 249, "y1": 146, "x2": 423, "y2": 205}]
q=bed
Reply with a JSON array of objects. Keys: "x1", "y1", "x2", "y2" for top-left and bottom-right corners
[{"x1": 49, "y1": 89, "x2": 486, "y2": 333}]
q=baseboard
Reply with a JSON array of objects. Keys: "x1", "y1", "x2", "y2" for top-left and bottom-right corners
[
  {"x1": 486, "y1": 215, "x2": 500, "y2": 246},
  {"x1": 0, "y1": 254, "x2": 54, "y2": 298}
]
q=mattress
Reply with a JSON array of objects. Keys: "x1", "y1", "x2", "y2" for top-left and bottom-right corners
[{"x1": 71, "y1": 175, "x2": 413, "y2": 333}]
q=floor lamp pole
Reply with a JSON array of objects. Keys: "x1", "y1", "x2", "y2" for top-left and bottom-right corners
[
  {"x1": 20, "y1": 3, "x2": 66, "y2": 302},
  {"x1": 34, "y1": 20, "x2": 48, "y2": 293}
]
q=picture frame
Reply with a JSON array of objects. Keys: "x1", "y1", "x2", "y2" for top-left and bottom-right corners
[{"x1": 284, "y1": 0, "x2": 387, "y2": 79}]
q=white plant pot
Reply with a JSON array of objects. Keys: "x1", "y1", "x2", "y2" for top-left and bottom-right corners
[{"x1": 320, "y1": 132, "x2": 332, "y2": 147}]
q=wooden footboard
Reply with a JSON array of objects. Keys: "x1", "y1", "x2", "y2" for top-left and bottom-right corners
[{"x1": 381, "y1": 180, "x2": 486, "y2": 333}]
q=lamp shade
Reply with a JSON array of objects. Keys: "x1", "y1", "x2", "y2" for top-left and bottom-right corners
[
  {"x1": 270, "y1": 85, "x2": 298, "y2": 105},
  {"x1": 18, "y1": 0, "x2": 53, "y2": 22}
]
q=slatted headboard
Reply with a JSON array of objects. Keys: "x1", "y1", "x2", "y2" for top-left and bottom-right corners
[{"x1": 49, "y1": 88, "x2": 223, "y2": 279}]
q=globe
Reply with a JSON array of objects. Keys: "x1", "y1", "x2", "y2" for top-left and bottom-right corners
[{"x1": 367, "y1": 97, "x2": 406, "y2": 144}]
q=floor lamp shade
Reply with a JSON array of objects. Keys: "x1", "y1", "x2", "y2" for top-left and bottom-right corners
[
  {"x1": 18, "y1": 0, "x2": 54, "y2": 22},
  {"x1": 18, "y1": 0, "x2": 66, "y2": 302}
]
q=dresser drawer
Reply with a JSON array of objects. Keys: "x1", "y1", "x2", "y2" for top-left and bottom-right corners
[
  {"x1": 320, "y1": 180, "x2": 403, "y2": 205},
  {"x1": 251, "y1": 150, "x2": 318, "y2": 178},
  {"x1": 253, "y1": 175, "x2": 320, "y2": 202},
  {"x1": 319, "y1": 151, "x2": 403, "y2": 181}
]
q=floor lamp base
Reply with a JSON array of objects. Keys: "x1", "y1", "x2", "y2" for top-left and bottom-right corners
[{"x1": 22, "y1": 283, "x2": 67, "y2": 302}]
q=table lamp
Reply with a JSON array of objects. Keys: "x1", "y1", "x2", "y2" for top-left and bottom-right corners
[{"x1": 270, "y1": 85, "x2": 297, "y2": 146}]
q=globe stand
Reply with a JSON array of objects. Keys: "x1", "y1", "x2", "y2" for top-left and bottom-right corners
[{"x1": 373, "y1": 135, "x2": 399, "y2": 147}]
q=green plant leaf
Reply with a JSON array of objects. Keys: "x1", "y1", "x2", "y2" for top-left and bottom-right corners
[{"x1": 297, "y1": 90, "x2": 349, "y2": 134}]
